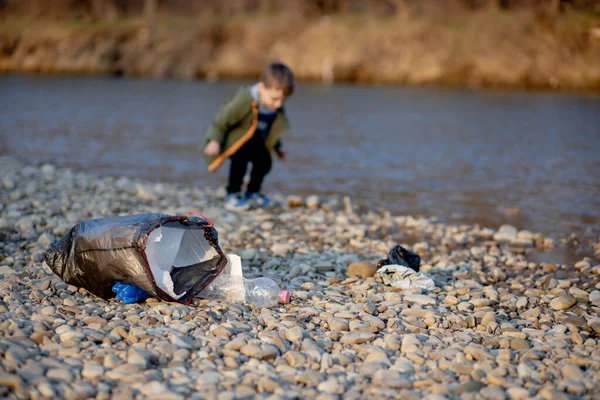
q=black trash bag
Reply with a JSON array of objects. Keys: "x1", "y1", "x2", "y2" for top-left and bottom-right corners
[
  {"x1": 44, "y1": 212, "x2": 227, "y2": 303},
  {"x1": 376, "y1": 244, "x2": 421, "y2": 272}
]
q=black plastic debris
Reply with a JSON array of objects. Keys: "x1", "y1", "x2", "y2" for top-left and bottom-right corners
[
  {"x1": 43, "y1": 211, "x2": 227, "y2": 303},
  {"x1": 376, "y1": 244, "x2": 421, "y2": 272}
]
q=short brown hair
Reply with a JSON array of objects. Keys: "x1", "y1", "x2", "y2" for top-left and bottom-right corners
[{"x1": 260, "y1": 61, "x2": 294, "y2": 96}]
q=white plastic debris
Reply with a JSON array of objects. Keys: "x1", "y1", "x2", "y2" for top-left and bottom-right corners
[
  {"x1": 376, "y1": 264, "x2": 435, "y2": 291},
  {"x1": 218, "y1": 254, "x2": 246, "y2": 303},
  {"x1": 197, "y1": 254, "x2": 290, "y2": 307},
  {"x1": 146, "y1": 226, "x2": 220, "y2": 300}
]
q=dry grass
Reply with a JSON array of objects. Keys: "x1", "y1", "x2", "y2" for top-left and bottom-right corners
[{"x1": 1, "y1": 8, "x2": 599, "y2": 91}]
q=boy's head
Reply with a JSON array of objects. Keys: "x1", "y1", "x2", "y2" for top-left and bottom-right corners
[{"x1": 258, "y1": 61, "x2": 294, "y2": 111}]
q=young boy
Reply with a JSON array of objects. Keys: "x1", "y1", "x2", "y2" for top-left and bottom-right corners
[{"x1": 203, "y1": 61, "x2": 294, "y2": 211}]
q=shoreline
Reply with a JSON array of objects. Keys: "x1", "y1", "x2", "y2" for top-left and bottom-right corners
[
  {"x1": 1, "y1": 10, "x2": 599, "y2": 92},
  {"x1": 1, "y1": 155, "x2": 600, "y2": 398}
]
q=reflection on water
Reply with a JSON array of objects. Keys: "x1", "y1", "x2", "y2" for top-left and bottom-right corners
[{"x1": 1, "y1": 75, "x2": 599, "y2": 243}]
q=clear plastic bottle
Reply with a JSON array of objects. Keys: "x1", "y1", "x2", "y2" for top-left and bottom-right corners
[{"x1": 198, "y1": 274, "x2": 290, "y2": 308}]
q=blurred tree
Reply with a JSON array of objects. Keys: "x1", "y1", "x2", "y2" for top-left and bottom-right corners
[
  {"x1": 0, "y1": 0, "x2": 598, "y2": 19},
  {"x1": 91, "y1": 0, "x2": 118, "y2": 20},
  {"x1": 144, "y1": 0, "x2": 156, "y2": 21},
  {"x1": 487, "y1": 0, "x2": 511, "y2": 9}
]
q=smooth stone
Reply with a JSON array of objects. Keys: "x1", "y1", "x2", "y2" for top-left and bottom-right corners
[
  {"x1": 169, "y1": 335, "x2": 192, "y2": 349},
  {"x1": 510, "y1": 339, "x2": 530, "y2": 350},
  {"x1": 506, "y1": 387, "x2": 530, "y2": 400},
  {"x1": 301, "y1": 338, "x2": 323, "y2": 360},
  {"x1": 295, "y1": 370, "x2": 322, "y2": 386},
  {"x1": 364, "y1": 351, "x2": 390, "y2": 365},
  {"x1": 260, "y1": 221, "x2": 274, "y2": 231},
  {"x1": 493, "y1": 225, "x2": 518, "y2": 241},
  {"x1": 588, "y1": 318, "x2": 600, "y2": 332},
  {"x1": 286, "y1": 195, "x2": 304, "y2": 208},
  {"x1": 305, "y1": 195, "x2": 320, "y2": 209},
  {"x1": 317, "y1": 379, "x2": 344, "y2": 394},
  {"x1": 404, "y1": 294, "x2": 436, "y2": 306},
  {"x1": 60, "y1": 331, "x2": 84, "y2": 343},
  {"x1": 30, "y1": 331, "x2": 52, "y2": 345},
  {"x1": 349, "y1": 320, "x2": 370, "y2": 331},
  {"x1": 46, "y1": 368, "x2": 72, "y2": 381},
  {"x1": 286, "y1": 326, "x2": 305, "y2": 343},
  {"x1": 0, "y1": 266, "x2": 16, "y2": 276},
  {"x1": 139, "y1": 381, "x2": 181, "y2": 399},
  {"x1": 361, "y1": 314, "x2": 385, "y2": 329},
  {"x1": 127, "y1": 348, "x2": 150, "y2": 368},
  {"x1": 40, "y1": 306, "x2": 56, "y2": 315},
  {"x1": 197, "y1": 371, "x2": 221, "y2": 386},
  {"x1": 37, "y1": 382, "x2": 56, "y2": 398},
  {"x1": 561, "y1": 364, "x2": 583, "y2": 380},
  {"x1": 453, "y1": 381, "x2": 485, "y2": 395},
  {"x1": 82, "y1": 364, "x2": 104, "y2": 379},
  {"x1": 37, "y1": 232, "x2": 54, "y2": 246},
  {"x1": 328, "y1": 318, "x2": 350, "y2": 332},
  {"x1": 315, "y1": 263, "x2": 334, "y2": 272},
  {"x1": 465, "y1": 315, "x2": 476, "y2": 328},
  {"x1": 458, "y1": 302, "x2": 474, "y2": 312},
  {"x1": 538, "y1": 388, "x2": 570, "y2": 400},
  {"x1": 470, "y1": 298, "x2": 495, "y2": 307},
  {"x1": 589, "y1": 290, "x2": 600, "y2": 307},
  {"x1": 239, "y1": 249, "x2": 256, "y2": 260},
  {"x1": 561, "y1": 315, "x2": 586, "y2": 327},
  {"x1": 83, "y1": 316, "x2": 107, "y2": 327},
  {"x1": 283, "y1": 351, "x2": 306, "y2": 368},
  {"x1": 481, "y1": 313, "x2": 497, "y2": 327},
  {"x1": 340, "y1": 332, "x2": 375, "y2": 345},
  {"x1": 212, "y1": 325, "x2": 233, "y2": 337},
  {"x1": 569, "y1": 287, "x2": 589, "y2": 300},
  {"x1": 0, "y1": 373, "x2": 21, "y2": 389},
  {"x1": 401, "y1": 334, "x2": 421, "y2": 353},
  {"x1": 384, "y1": 334, "x2": 401, "y2": 351},
  {"x1": 550, "y1": 295, "x2": 576, "y2": 311},
  {"x1": 271, "y1": 243, "x2": 293, "y2": 255},
  {"x1": 464, "y1": 344, "x2": 490, "y2": 360},
  {"x1": 261, "y1": 344, "x2": 279, "y2": 360},
  {"x1": 372, "y1": 370, "x2": 411, "y2": 389},
  {"x1": 347, "y1": 262, "x2": 377, "y2": 279},
  {"x1": 504, "y1": 331, "x2": 527, "y2": 340},
  {"x1": 240, "y1": 344, "x2": 263, "y2": 359}
]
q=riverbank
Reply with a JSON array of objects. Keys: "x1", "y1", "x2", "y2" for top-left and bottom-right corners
[
  {"x1": 1, "y1": 155, "x2": 600, "y2": 399},
  {"x1": 1, "y1": 9, "x2": 600, "y2": 91}
]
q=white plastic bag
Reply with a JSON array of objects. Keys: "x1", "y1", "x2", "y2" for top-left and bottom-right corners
[{"x1": 376, "y1": 264, "x2": 435, "y2": 290}]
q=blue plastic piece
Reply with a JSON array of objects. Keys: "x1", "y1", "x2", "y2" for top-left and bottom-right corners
[{"x1": 112, "y1": 282, "x2": 150, "y2": 304}]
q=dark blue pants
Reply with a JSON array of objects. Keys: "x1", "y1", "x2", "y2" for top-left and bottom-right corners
[{"x1": 227, "y1": 137, "x2": 272, "y2": 195}]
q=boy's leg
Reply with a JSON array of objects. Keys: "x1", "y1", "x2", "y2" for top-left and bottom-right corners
[
  {"x1": 227, "y1": 144, "x2": 250, "y2": 195},
  {"x1": 247, "y1": 141, "x2": 272, "y2": 194}
]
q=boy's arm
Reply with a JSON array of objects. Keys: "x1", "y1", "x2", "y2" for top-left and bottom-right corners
[
  {"x1": 274, "y1": 112, "x2": 290, "y2": 163},
  {"x1": 274, "y1": 140, "x2": 287, "y2": 164},
  {"x1": 205, "y1": 91, "x2": 251, "y2": 145}
]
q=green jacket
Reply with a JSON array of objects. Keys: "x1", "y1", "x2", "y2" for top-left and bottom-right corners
[{"x1": 203, "y1": 86, "x2": 291, "y2": 172}]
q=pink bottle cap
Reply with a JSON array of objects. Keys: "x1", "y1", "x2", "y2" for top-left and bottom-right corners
[{"x1": 279, "y1": 290, "x2": 291, "y2": 304}]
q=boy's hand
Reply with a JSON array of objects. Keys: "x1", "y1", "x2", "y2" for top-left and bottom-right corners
[
  {"x1": 204, "y1": 140, "x2": 220, "y2": 156},
  {"x1": 275, "y1": 148, "x2": 287, "y2": 164}
]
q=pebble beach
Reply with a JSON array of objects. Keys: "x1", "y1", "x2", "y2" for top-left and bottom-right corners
[{"x1": 1, "y1": 155, "x2": 600, "y2": 400}]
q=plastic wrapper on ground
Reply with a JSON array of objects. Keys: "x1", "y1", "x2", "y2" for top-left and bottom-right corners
[{"x1": 376, "y1": 264, "x2": 436, "y2": 291}]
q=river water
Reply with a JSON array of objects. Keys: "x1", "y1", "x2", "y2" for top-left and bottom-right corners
[{"x1": 1, "y1": 75, "x2": 599, "y2": 243}]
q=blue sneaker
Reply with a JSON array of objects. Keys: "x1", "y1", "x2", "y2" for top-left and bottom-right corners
[
  {"x1": 246, "y1": 192, "x2": 272, "y2": 209},
  {"x1": 224, "y1": 192, "x2": 250, "y2": 212}
]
